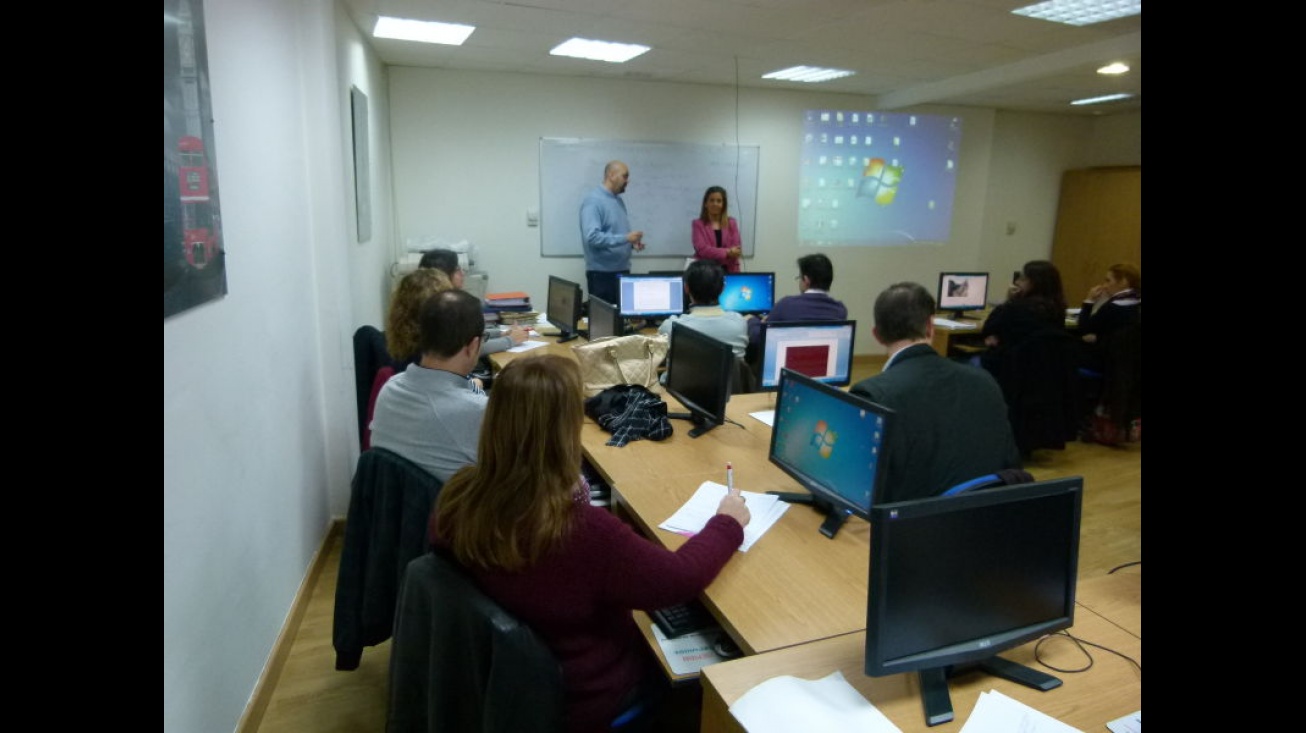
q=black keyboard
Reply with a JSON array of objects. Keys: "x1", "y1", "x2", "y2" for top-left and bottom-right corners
[{"x1": 650, "y1": 600, "x2": 717, "y2": 638}]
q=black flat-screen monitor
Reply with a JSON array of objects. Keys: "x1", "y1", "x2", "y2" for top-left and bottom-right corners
[
  {"x1": 617, "y1": 274, "x2": 685, "y2": 319},
  {"x1": 586, "y1": 295, "x2": 623, "y2": 340},
  {"x1": 720, "y1": 272, "x2": 775, "y2": 315},
  {"x1": 758, "y1": 320, "x2": 857, "y2": 390},
  {"x1": 936, "y1": 272, "x2": 989, "y2": 320},
  {"x1": 767, "y1": 368, "x2": 893, "y2": 538},
  {"x1": 865, "y1": 476, "x2": 1083, "y2": 726},
  {"x1": 546, "y1": 276, "x2": 583, "y2": 343},
  {"x1": 664, "y1": 322, "x2": 735, "y2": 438}
]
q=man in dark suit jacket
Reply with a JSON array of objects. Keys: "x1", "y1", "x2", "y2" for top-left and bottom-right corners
[{"x1": 851, "y1": 282, "x2": 1022, "y2": 504}]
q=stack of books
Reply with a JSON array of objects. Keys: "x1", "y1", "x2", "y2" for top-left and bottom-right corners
[{"x1": 484, "y1": 291, "x2": 533, "y2": 314}]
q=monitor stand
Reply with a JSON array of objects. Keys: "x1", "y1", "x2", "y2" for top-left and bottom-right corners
[
  {"x1": 667, "y1": 411, "x2": 719, "y2": 438},
  {"x1": 918, "y1": 657, "x2": 1062, "y2": 726},
  {"x1": 766, "y1": 492, "x2": 851, "y2": 539},
  {"x1": 947, "y1": 309, "x2": 978, "y2": 321},
  {"x1": 556, "y1": 329, "x2": 579, "y2": 343}
]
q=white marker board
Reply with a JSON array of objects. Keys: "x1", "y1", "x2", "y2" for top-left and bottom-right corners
[{"x1": 539, "y1": 138, "x2": 759, "y2": 258}]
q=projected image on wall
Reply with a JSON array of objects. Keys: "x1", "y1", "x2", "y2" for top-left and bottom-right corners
[{"x1": 797, "y1": 110, "x2": 962, "y2": 246}]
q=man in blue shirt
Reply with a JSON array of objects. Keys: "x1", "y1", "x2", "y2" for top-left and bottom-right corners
[{"x1": 579, "y1": 160, "x2": 644, "y2": 306}]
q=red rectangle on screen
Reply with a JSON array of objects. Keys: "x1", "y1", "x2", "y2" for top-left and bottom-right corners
[{"x1": 781, "y1": 345, "x2": 831, "y2": 377}]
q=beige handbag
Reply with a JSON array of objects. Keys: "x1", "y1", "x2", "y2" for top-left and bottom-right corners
[{"x1": 572, "y1": 333, "x2": 670, "y2": 396}]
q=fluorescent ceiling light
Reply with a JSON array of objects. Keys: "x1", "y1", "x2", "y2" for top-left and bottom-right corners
[
  {"x1": 1097, "y1": 62, "x2": 1130, "y2": 75},
  {"x1": 1012, "y1": 0, "x2": 1140, "y2": 26},
  {"x1": 762, "y1": 66, "x2": 856, "y2": 83},
  {"x1": 373, "y1": 16, "x2": 475, "y2": 45},
  {"x1": 549, "y1": 38, "x2": 650, "y2": 63},
  {"x1": 1071, "y1": 93, "x2": 1133, "y2": 106}
]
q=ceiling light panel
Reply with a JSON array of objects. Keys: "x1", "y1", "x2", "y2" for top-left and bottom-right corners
[
  {"x1": 373, "y1": 16, "x2": 476, "y2": 45},
  {"x1": 762, "y1": 66, "x2": 856, "y2": 83},
  {"x1": 1012, "y1": 0, "x2": 1141, "y2": 26},
  {"x1": 549, "y1": 38, "x2": 651, "y2": 63}
]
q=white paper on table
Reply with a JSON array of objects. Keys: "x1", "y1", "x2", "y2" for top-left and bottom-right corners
[
  {"x1": 649, "y1": 623, "x2": 724, "y2": 676},
  {"x1": 1106, "y1": 710, "x2": 1140, "y2": 733},
  {"x1": 505, "y1": 339, "x2": 550, "y2": 353},
  {"x1": 750, "y1": 410, "x2": 775, "y2": 427},
  {"x1": 959, "y1": 689, "x2": 1083, "y2": 733},
  {"x1": 729, "y1": 670, "x2": 902, "y2": 733},
  {"x1": 658, "y1": 481, "x2": 789, "y2": 552}
]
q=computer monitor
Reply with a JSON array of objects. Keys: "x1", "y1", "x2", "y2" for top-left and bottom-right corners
[
  {"x1": 617, "y1": 274, "x2": 685, "y2": 319},
  {"x1": 758, "y1": 320, "x2": 857, "y2": 390},
  {"x1": 720, "y1": 272, "x2": 775, "y2": 315},
  {"x1": 766, "y1": 368, "x2": 893, "y2": 539},
  {"x1": 545, "y1": 275, "x2": 583, "y2": 343},
  {"x1": 664, "y1": 322, "x2": 735, "y2": 438},
  {"x1": 865, "y1": 476, "x2": 1083, "y2": 726},
  {"x1": 586, "y1": 295, "x2": 623, "y2": 340},
  {"x1": 936, "y1": 272, "x2": 989, "y2": 319}
]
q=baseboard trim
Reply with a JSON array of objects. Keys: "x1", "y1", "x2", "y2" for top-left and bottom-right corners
[{"x1": 237, "y1": 518, "x2": 344, "y2": 733}]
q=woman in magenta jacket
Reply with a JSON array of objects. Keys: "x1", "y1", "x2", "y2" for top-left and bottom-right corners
[{"x1": 691, "y1": 186, "x2": 742, "y2": 273}]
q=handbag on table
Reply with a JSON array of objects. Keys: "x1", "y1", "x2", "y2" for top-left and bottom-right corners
[{"x1": 572, "y1": 333, "x2": 670, "y2": 397}]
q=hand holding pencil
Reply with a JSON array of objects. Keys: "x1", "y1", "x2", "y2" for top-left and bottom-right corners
[{"x1": 715, "y1": 461, "x2": 751, "y2": 527}]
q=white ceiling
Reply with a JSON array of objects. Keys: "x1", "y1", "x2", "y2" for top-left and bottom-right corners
[{"x1": 340, "y1": 0, "x2": 1141, "y2": 116}]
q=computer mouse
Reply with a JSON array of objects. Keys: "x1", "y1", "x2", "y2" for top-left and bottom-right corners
[{"x1": 712, "y1": 633, "x2": 742, "y2": 659}]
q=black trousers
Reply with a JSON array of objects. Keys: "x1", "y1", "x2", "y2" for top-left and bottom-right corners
[{"x1": 586, "y1": 270, "x2": 626, "y2": 308}]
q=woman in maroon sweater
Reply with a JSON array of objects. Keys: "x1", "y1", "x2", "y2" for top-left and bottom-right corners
[{"x1": 431, "y1": 355, "x2": 750, "y2": 733}]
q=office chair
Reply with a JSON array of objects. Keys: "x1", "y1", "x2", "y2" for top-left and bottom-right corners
[
  {"x1": 362, "y1": 365, "x2": 396, "y2": 450},
  {"x1": 940, "y1": 468, "x2": 1035, "y2": 496},
  {"x1": 1078, "y1": 321, "x2": 1141, "y2": 445},
  {"x1": 353, "y1": 325, "x2": 392, "y2": 450},
  {"x1": 990, "y1": 327, "x2": 1080, "y2": 457},
  {"x1": 731, "y1": 356, "x2": 759, "y2": 395},
  {"x1": 387, "y1": 551, "x2": 566, "y2": 733},
  {"x1": 333, "y1": 448, "x2": 444, "y2": 671}
]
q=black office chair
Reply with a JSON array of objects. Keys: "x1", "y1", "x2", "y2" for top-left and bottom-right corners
[
  {"x1": 940, "y1": 468, "x2": 1035, "y2": 496},
  {"x1": 1078, "y1": 321, "x2": 1141, "y2": 445},
  {"x1": 387, "y1": 551, "x2": 566, "y2": 733},
  {"x1": 731, "y1": 356, "x2": 759, "y2": 395},
  {"x1": 332, "y1": 448, "x2": 444, "y2": 671},
  {"x1": 387, "y1": 550, "x2": 661, "y2": 733},
  {"x1": 989, "y1": 327, "x2": 1080, "y2": 457},
  {"x1": 353, "y1": 325, "x2": 392, "y2": 450}
]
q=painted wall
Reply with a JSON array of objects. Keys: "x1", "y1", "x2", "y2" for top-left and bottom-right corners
[{"x1": 163, "y1": 0, "x2": 377, "y2": 730}]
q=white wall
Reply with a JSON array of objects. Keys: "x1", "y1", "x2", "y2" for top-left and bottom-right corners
[
  {"x1": 387, "y1": 68, "x2": 1138, "y2": 354},
  {"x1": 163, "y1": 0, "x2": 375, "y2": 730}
]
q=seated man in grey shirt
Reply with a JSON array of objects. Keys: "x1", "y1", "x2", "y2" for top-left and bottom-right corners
[{"x1": 369, "y1": 289, "x2": 489, "y2": 483}]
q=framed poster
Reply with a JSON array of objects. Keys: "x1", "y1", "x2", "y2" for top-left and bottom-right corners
[
  {"x1": 164, "y1": 0, "x2": 228, "y2": 319},
  {"x1": 351, "y1": 86, "x2": 371, "y2": 242}
]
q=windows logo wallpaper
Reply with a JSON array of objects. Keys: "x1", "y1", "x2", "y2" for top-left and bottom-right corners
[
  {"x1": 798, "y1": 110, "x2": 961, "y2": 246},
  {"x1": 774, "y1": 387, "x2": 886, "y2": 512}
]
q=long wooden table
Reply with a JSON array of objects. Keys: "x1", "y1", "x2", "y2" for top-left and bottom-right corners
[
  {"x1": 930, "y1": 307, "x2": 1081, "y2": 358},
  {"x1": 700, "y1": 569, "x2": 1142, "y2": 733}
]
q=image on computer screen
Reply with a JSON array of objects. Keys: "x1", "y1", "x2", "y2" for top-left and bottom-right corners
[
  {"x1": 719, "y1": 272, "x2": 775, "y2": 315},
  {"x1": 797, "y1": 110, "x2": 962, "y2": 246},
  {"x1": 617, "y1": 274, "x2": 685, "y2": 318},
  {"x1": 769, "y1": 369, "x2": 890, "y2": 520},
  {"x1": 936, "y1": 272, "x2": 988, "y2": 317},
  {"x1": 759, "y1": 320, "x2": 856, "y2": 389}
]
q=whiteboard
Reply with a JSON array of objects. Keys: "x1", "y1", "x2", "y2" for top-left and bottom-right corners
[{"x1": 539, "y1": 138, "x2": 759, "y2": 258}]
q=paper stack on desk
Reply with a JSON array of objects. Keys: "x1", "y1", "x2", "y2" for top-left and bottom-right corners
[{"x1": 659, "y1": 481, "x2": 789, "y2": 552}]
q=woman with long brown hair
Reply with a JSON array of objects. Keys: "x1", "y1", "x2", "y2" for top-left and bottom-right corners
[{"x1": 431, "y1": 355, "x2": 749, "y2": 732}]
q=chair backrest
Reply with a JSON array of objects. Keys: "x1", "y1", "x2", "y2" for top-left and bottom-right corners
[
  {"x1": 353, "y1": 325, "x2": 391, "y2": 449},
  {"x1": 993, "y1": 328, "x2": 1080, "y2": 455},
  {"x1": 362, "y1": 365, "x2": 397, "y2": 450},
  {"x1": 333, "y1": 448, "x2": 444, "y2": 671},
  {"x1": 941, "y1": 468, "x2": 1035, "y2": 496},
  {"x1": 730, "y1": 356, "x2": 759, "y2": 395},
  {"x1": 388, "y1": 551, "x2": 566, "y2": 733}
]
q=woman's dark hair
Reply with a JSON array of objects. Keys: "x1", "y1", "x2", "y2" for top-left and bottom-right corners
[{"x1": 1018, "y1": 260, "x2": 1067, "y2": 314}]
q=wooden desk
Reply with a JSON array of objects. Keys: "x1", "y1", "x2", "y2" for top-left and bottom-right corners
[
  {"x1": 700, "y1": 585, "x2": 1142, "y2": 733},
  {"x1": 1073, "y1": 570, "x2": 1141, "y2": 639},
  {"x1": 585, "y1": 393, "x2": 872, "y2": 658}
]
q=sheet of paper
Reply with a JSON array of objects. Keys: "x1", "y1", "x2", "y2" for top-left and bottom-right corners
[
  {"x1": 659, "y1": 481, "x2": 789, "y2": 552},
  {"x1": 750, "y1": 410, "x2": 775, "y2": 427},
  {"x1": 729, "y1": 670, "x2": 902, "y2": 733},
  {"x1": 932, "y1": 317, "x2": 977, "y2": 329},
  {"x1": 959, "y1": 689, "x2": 1083, "y2": 733},
  {"x1": 505, "y1": 339, "x2": 550, "y2": 353},
  {"x1": 1106, "y1": 710, "x2": 1140, "y2": 733},
  {"x1": 649, "y1": 623, "x2": 724, "y2": 676}
]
